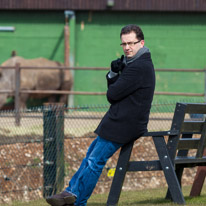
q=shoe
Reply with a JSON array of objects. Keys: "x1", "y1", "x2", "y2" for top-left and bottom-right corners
[{"x1": 46, "y1": 191, "x2": 76, "y2": 206}]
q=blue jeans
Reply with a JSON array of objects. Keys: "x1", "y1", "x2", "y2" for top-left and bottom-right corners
[{"x1": 65, "y1": 136, "x2": 123, "y2": 206}]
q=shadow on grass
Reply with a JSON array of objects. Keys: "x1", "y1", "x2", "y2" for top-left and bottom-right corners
[
  {"x1": 87, "y1": 197, "x2": 173, "y2": 206},
  {"x1": 128, "y1": 198, "x2": 174, "y2": 205},
  {"x1": 122, "y1": 196, "x2": 206, "y2": 205},
  {"x1": 87, "y1": 198, "x2": 173, "y2": 206}
]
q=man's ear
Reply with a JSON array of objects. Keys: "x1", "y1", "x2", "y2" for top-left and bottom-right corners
[{"x1": 140, "y1": 40, "x2": 145, "y2": 48}]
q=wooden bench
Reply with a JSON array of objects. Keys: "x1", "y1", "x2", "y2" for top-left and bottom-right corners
[{"x1": 107, "y1": 102, "x2": 206, "y2": 205}]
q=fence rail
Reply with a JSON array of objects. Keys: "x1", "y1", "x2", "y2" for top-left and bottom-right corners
[
  {"x1": 0, "y1": 64, "x2": 206, "y2": 125},
  {"x1": 1, "y1": 90, "x2": 205, "y2": 96}
]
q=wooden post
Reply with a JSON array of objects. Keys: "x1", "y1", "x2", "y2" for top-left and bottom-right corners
[
  {"x1": 64, "y1": 21, "x2": 70, "y2": 67},
  {"x1": 15, "y1": 63, "x2": 20, "y2": 126},
  {"x1": 43, "y1": 103, "x2": 65, "y2": 197},
  {"x1": 64, "y1": 10, "x2": 74, "y2": 67},
  {"x1": 64, "y1": 10, "x2": 75, "y2": 107},
  {"x1": 63, "y1": 16, "x2": 71, "y2": 106},
  {"x1": 190, "y1": 149, "x2": 206, "y2": 197}
]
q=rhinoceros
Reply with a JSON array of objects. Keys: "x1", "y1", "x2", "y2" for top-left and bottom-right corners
[{"x1": 0, "y1": 56, "x2": 73, "y2": 109}]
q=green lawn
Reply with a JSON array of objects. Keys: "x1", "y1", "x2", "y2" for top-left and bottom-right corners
[{"x1": 2, "y1": 186, "x2": 206, "y2": 206}]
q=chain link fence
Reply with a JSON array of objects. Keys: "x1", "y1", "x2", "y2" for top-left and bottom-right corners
[{"x1": 0, "y1": 99, "x2": 205, "y2": 204}]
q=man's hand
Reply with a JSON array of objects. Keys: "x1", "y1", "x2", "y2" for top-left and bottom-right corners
[{"x1": 111, "y1": 55, "x2": 125, "y2": 73}]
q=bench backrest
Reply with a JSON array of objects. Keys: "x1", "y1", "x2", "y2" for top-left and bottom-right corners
[{"x1": 167, "y1": 103, "x2": 206, "y2": 164}]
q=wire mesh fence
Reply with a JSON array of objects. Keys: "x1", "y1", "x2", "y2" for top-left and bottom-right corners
[{"x1": 0, "y1": 99, "x2": 205, "y2": 204}]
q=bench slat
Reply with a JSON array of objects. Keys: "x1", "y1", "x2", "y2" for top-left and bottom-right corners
[
  {"x1": 178, "y1": 138, "x2": 200, "y2": 149},
  {"x1": 185, "y1": 104, "x2": 206, "y2": 114},
  {"x1": 196, "y1": 122, "x2": 206, "y2": 158},
  {"x1": 175, "y1": 157, "x2": 206, "y2": 164},
  {"x1": 128, "y1": 160, "x2": 162, "y2": 171},
  {"x1": 181, "y1": 122, "x2": 203, "y2": 133},
  {"x1": 144, "y1": 130, "x2": 179, "y2": 137}
]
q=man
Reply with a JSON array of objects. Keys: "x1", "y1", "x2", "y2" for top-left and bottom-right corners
[{"x1": 46, "y1": 24, "x2": 155, "y2": 206}]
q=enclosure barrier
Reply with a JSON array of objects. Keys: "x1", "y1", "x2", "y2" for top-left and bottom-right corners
[
  {"x1": 43, "y1": 103, "x2": 65, "y2": 197},
  {"x1": 0, "y1": 101, "x2": 206, "y2": 204},
  {"x1": 0, "y1": 64, "x2": 206, "y2": 125}
]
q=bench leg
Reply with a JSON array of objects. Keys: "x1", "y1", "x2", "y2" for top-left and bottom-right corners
[
  {"x1": 165, "y1": 166, "x2": 184, "y2": 200},
  {"x1": 166, "y1": 134, "x2": 191, "y2": 199},
  {"x1": 153, "y1": 136, "x2": 185, "y2": 204},
  {"x1": 190, "y1": 149, "x2": 206, "y2": 196},
  {"x1": 107, "y1": 141, "x2": 134, "y2": 206},
  {"x1": 190, "y1": 166, "x2": 206, "y2": 196}
]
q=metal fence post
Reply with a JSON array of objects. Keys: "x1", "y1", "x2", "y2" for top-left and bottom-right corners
[
  {"x1": 43, "y1": 103, "x2": 65, "y2": 197},
  {"x1": 15, "y1": 63, "x2": 20, "y2": 126}
]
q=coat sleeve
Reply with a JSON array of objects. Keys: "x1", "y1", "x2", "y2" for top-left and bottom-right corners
[
  {"x1": 106, "y1": 65, "x2": 144, "y2": 104},
  {"x1": 106, "y1": 72, "x2": 119, "y2": 88}
]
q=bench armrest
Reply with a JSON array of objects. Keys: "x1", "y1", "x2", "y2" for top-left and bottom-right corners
[{"x1": 143, "y1": 130, "x2": 179, "y2": 137}]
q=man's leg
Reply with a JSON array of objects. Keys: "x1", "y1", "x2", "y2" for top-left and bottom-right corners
[
  {"x1": 67, "y1": 136, "x2": 122, "y2": 206},
  {"x1": 46, "y1": 136, "x2": 122, "y2": 206},
  {"x1": 46, "y1": 137, "x2": 99, "y2": 206},
  {"x1": 66, "y1": 137, "x2": 99, "y2": 193}
]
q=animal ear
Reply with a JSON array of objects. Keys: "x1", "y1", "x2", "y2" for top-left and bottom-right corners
[{"x1": 11, "y1": 50, "x2": 17, "y2": 57}]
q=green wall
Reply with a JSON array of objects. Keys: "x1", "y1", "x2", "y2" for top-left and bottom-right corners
[
  {"x1": 0, "y1": 11, "x2": 65, "y2": 62},
  {"x1": 74, "y1": 11, "x2": 206, "y2": 105},
  {"x1": 0, "y1": 11, "x2": 206, "y2": 106}
]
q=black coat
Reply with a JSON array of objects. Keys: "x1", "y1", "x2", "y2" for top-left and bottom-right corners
[{"x1": 95, "y1": 52, "x2": 155, "y2": 144}]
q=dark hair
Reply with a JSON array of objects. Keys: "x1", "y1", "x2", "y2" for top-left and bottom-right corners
[{"x1": 120, "y1": 24, "x2": 144, "y2": 40}]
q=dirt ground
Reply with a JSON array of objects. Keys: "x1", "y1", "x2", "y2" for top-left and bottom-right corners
[{"x1": 0, "y1": 111, "x2": 197, "y2": 204}]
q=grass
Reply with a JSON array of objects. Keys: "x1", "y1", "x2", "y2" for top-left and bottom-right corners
[{"x1": 2, "y1": 186, "x2": 206, "y2": 206}]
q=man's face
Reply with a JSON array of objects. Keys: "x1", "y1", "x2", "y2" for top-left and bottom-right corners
[{"x1": 121, "y1": 32, "x2": 144, "y2": 58}]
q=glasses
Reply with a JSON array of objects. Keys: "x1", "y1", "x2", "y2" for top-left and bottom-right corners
[{"x1": 120, "y1": 40, "x2": 141, "y2": 47}]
